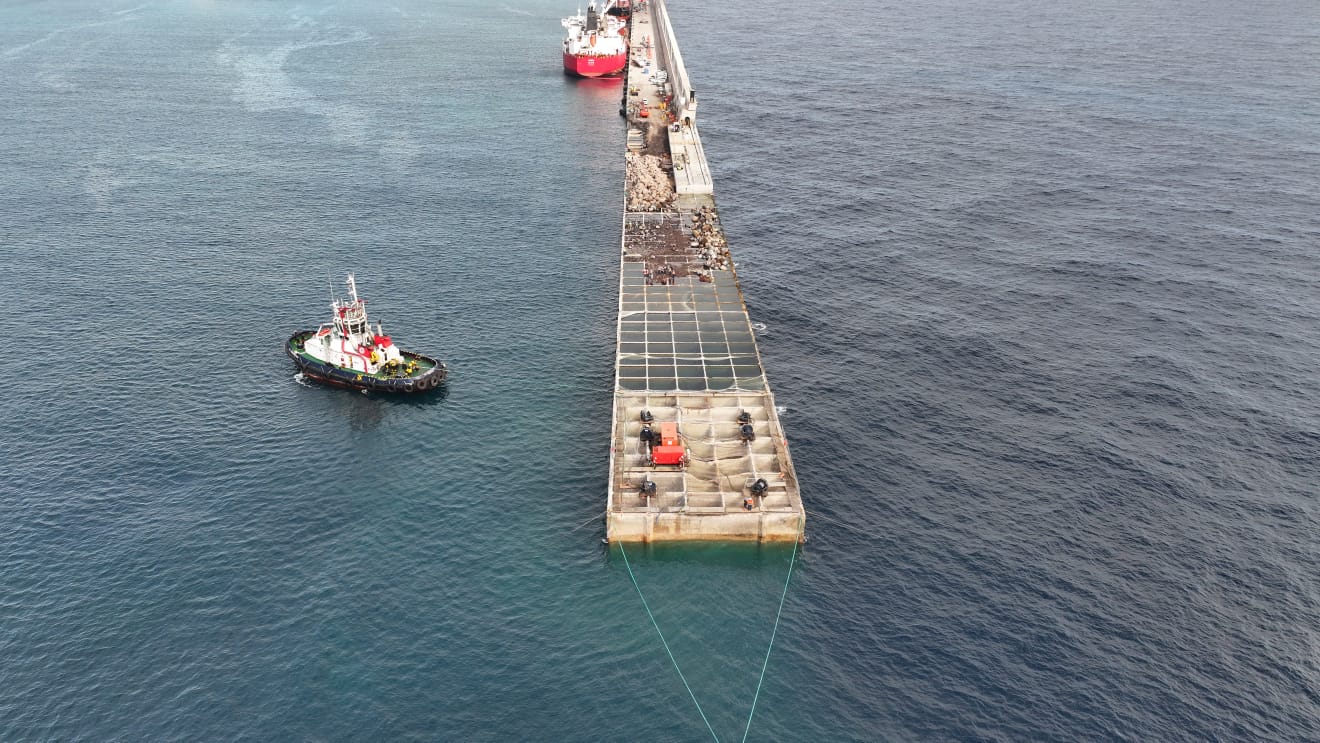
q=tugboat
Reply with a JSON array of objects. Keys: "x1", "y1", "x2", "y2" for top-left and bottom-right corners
[{"x1": 286, "y1": 275, "x2": 447, "y2": 393}]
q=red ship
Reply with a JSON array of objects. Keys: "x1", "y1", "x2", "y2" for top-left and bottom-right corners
[{"x1": 561, "y1": 1, "x2": 629, "y2": 78}]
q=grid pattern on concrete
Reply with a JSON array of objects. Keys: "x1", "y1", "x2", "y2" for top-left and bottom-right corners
[
  {"x1": 622, "y1": 212, "x2": 695, "y2": 271},
  {"x1": 616, "y1": 263, "x2": 764, "y2": 393}
]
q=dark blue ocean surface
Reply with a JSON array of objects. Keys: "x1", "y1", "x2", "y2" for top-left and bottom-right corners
[{"x1": 3, "y1": 0, "x2": 1319, "y2": 740}]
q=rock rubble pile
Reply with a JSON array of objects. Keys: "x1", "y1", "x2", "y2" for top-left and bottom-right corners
[
  {"x1": 692, "y1": 207, "x2": 732, "y2": 272},
  {"x1": 625, "y1": 152, "x2": 674, "y2": 212}
]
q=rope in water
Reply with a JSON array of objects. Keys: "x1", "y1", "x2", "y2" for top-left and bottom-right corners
[
  {"x1": 739, "y1": 537, "x2": 799, "y2": 743},
  {"x1": 616, "y1": 541, "x2": 723, "y2": 743},
  {"x1": 805, "y1": 508, "x2": 875, "y2": 538},
  {"x1": 568, "y1": 510, "x2": 606, "y2": 533}
]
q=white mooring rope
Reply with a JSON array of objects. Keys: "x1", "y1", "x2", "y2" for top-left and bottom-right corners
[{"x1": 615, "y1": 537, "x2": 800, "y2": 742}]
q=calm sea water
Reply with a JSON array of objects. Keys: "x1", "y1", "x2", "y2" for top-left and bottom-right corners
[{"x1": 3, "y1": 0, "x2": 1319, "y2": 740}]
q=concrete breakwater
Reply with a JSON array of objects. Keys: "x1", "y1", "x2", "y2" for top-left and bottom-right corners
[{"x1": 606, "y1": 0, "x2": 805, "y2": 542}]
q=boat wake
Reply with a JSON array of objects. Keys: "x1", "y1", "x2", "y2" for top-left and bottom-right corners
[
  {"x1": 2, "y1": 8, "x2": 142, "y2": 59},
  {"x1": 213, "y1": 31, "x2": 373, "y2": 148},
  {"x1": 752, "y1": 322, "x2": 768, "y2": 333},
  {"x1": 293, "y1": 372, "x2": 314, "y2": 388}
]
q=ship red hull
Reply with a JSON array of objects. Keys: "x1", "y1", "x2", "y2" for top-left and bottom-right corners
[{"x1": 563, "y1": 50, "x2": 627, "y2": 78}]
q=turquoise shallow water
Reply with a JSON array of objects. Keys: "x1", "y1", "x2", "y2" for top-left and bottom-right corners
[{"x1": 5, "y1": 0, "x2": 1320, "y2": 740}]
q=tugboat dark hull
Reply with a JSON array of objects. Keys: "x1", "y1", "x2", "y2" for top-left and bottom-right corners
[{"x1": 286, "y1": 331, "x2": 447, "y2": 393}]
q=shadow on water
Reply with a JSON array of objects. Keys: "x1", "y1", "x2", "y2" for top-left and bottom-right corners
[
  {"x1": 293, "y1": 375, "x2": 451, "y2": 430},
  {"x1": 606, "y1": 540, "x2": 799, "y2": 570},
  {"x1": 367, "y1": 380, "x2": 452, "y2": 407},
  {"x1": 563, "y1": 74, "x2": 625, "y2": 99}
]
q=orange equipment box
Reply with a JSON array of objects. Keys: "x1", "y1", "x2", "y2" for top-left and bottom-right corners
[{"x1": 658, "y1": 422, "x2": 679, "y2": 447}]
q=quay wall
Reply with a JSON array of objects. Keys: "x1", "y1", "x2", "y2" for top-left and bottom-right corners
[{"x1": 606, "y1": 0, "x2": 805, "y2": 543}]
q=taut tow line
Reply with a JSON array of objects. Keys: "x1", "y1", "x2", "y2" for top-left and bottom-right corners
[
  {"x1": 740, "y1": 537, "x2": 798, "y2": 742},
  {"x1": 615, "y1": 538, "x2": 800, "y2": 742},
  {"x1": 617, "y1": 541, "x2": 723, "y2": 742}
]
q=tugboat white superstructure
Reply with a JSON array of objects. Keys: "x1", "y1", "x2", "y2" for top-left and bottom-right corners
[{"x1": 286, "y1": 275, "x2": 446, "y2": 393}]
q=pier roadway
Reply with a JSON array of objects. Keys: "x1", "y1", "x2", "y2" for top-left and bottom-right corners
[
  {"x1": 624, "y1": 0, "x2": 712, "y2": 194},
  {"x1": 607, "y1": 0, "x2": 804, "y2": 542}
]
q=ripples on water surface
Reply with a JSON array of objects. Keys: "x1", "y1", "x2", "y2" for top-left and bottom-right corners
[{"x1": 3, "y1": 0, "x2": 1320, "y2": 739}]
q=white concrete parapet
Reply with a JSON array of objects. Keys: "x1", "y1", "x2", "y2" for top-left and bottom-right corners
[
  {"x1": 670, "y1": 123, "x2": 713, "y2": 195},
  {"x1": 646, "y1": 0, "x2": 713, "y2": 195},
  {"x1": 649, "y1": 0, "x2": 697, "y2": 125}
]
